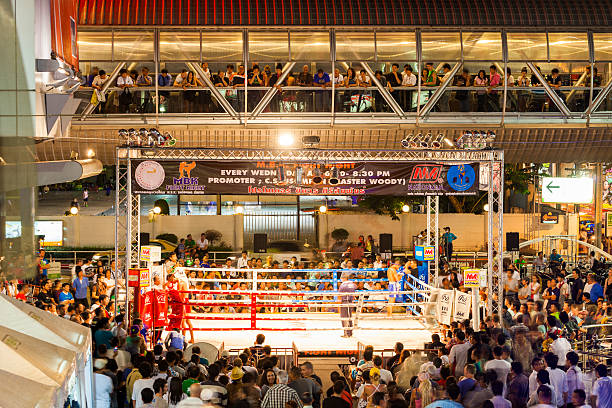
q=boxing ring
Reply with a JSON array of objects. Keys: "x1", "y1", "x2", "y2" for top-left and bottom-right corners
[{"x1": 156, "y1": 267, "x2": 438, "y2": 350}]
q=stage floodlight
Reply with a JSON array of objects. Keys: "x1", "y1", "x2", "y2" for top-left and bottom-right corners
[
  {"x1": 302, "y1": 135, "x2": 321, "y2": 147},
  {"x1": 153, "y1": 206, "x2": 162, "y2": 215},
  {"x1": 319, "y1": 205, "x2": 328, "y2": 213},
  {"x1": 329, "y1": 167, "x2": 340, "y2": 185},
  {"x1": 312, "y1": 168, "x2": 323, "y2": 185},
  {"x1": 69, "y1": 205, "x2": 79, "y2": 215},
  {"x1": 483, "y1": 204, "x2": 490, "y2": 212},
  {"x1": 295, "y1": 166, "x2": 303, "y2": 184},
  {"x1": 278, "y1": 131, "x2": 294, "y2": 147},
  {"x1": 86, "y1": 149, "x2": 96, "y2": 158},
  {"x1": 277, "y1": 166, "x2": 286, "y2": 183},
  {"x1": 402, "y1": 204, "x2": 410, "y2": 213}
]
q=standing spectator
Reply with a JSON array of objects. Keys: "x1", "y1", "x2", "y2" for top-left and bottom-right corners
[
  {"x1": 565, "y1": 352, "x2": 584, "y2": 406},
  {"x1": 373, "y1": 71, "x2": 391, "y2": 112},
  {"x1": 82, "y1": 188, "x2": 89, "y2": 207},
  {"x1": 117, "y1": 68, "x2": 135, "y2": 113},
  {"x1": 454, "y1": 69, "x2": 471, "y2": 112},
  {"x1": 585, "y1": 273, "x2": 604, "y2": 303},
  {"x1": 332, "y1": 68, "x2": 344, "y2": 112},
  {"x1": 386, "y1": 342, "x2": 404, "y2": 370},
  {"x1": 157, "y1": 68, "x2": 172, "y2": 106},
  {"x1": 591, "y1": 364, "x2": 612, "y2": 408},
  {"x1": 136, "y1": 67, "x2": 153, "y2": 112},
  {"x1": 94, "y1": 359, "x2": 113, "y2": 408},
  {"x1": 490, "y1": 380, "x2": 512, "y2": 408},
  {"x1": 323, "y1": 381, "x2": 351, "y2": 408},
  {"x1": 261, "y1": 379, "x2": 303, "y2": 408},
  {"x1": 484, "y1": 347, "x2": 511, "y2": 389},
  {"x1": 386, "y1": 63, "x2": 403, "y2": 105},
  {"x1": 401, "y1": 64, "x2": 416, "y2": 112},
  {"x1": 288, "y1": 365, "x2": 320, "y2": 404},
  {"x1": 267, "y1": 64, "x2": 285, "y2": 112},
  {"x1": 372, "y1": 356, "x2": 393, "y2": 385},
  {"x1": 312, "y1": 69, "x2": 331, "y2": 112},
  {"x1": 442, "y1": 227, "x2": 457, "y2": 262},
  {"x1": 132, "y1": 362, "x2": 155, "y2": 408},
  {"x1": 449, "y1": 331, "x2": 471, "y2": 378},
  {"x1": 297, "y1": 65, "x2": 313, "y2": 112},
  {"x1": 474, "y1": 70, "x2": 488, "y2": 112},
  {"x1": 247, "y1": 64, "x2": 264, "y2": 110},
  {"x1": 73, "y1": 268, "x2": 89, "y2": 308},
  {"x1": 508, "y1": 362, "x2": 529, "y2": 408},
  {"x1": 488, "y1": 65, "x2": 501, "y2": 111},
  {"x1": 437, "y1": 63, "x2": 452, "y2": 112},
  {"x1": 516, "y1": 67, "x2": 531, "y2": 112},
  {"x1": 91, "y1": 69, "x2": 109, "y2": 113},
  {"x1": 458, "y1": 364, "x2": 477, "y2": 398},
  {"x1": 544, "y1": 353, "x2": 567, "y2": 408}
]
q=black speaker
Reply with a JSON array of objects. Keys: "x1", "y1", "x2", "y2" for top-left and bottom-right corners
[
  {"x1": 506, "y1": 232, "x2": 519, "y2": 251},
  {"x1": 254, "y1": 233, "x2": 267, "y2": 253},
  {"x1": 380, "y1": 233, "x2": 393, "y2": 253},
  {"x1": 139, "y1": 232, "x2": 150, "y2": 246}
]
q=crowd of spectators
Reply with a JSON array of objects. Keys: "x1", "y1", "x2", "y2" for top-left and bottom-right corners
[{"x1": 82, "y1": 63, "x2": 602, "y2": 115}]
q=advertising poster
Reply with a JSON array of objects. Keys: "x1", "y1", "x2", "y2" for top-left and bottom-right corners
[
  {"x1": 437, "y1": 289, "x2": 454, "y2": 325},
  {"x1": 132, "y1": 160, "x2": 480, "y2": 196}
]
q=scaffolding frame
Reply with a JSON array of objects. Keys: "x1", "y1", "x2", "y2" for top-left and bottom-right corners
[{"x1": 115, "y1": 147, "x2": 505, "y2": 319}]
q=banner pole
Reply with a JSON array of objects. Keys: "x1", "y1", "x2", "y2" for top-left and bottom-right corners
[{"x1": 471, "y1": 287, "x2": 480, "y2": 331}]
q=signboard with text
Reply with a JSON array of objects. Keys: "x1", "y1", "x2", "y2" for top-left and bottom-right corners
[
  {"x1": 463, "y1": 269, "x2": 480, "y2": 288},
  {"x1": 541, "y1": 177, "x2": 593, "y2": 204},
  {"x1": 415, "y1": 245, "x2": 436, "y2": 261},
  {"x1": 540, "y1": 212, "x2": 559, "y2": 224},
  {"x1": 453, "y1": 290, "x2": 472, "y2": 322},
  {"x1": 140, "y1": 246, "x2": 161, "y2": 263},
  {"x1": 132, "y1": 160, "x2": 480, "y2": 196},
  {"x1": 436, "y1": 289, "x2": 454, "y2": 325}
]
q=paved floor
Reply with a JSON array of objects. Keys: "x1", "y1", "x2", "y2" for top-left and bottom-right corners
[{"x1": 37, "y1": 191, "x2": 114, "y2": 216}]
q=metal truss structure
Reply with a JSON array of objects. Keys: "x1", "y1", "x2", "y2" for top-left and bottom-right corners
[
  {"x1": 116, "y1": 146, "x2": 505, "y2": 318},
  {"x1": 426, "y1": 196, "x2": 439, "y2": 284}
]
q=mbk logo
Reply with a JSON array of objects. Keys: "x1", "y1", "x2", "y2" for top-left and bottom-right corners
[
  {"x1": 410, "y1": 165, "x2": 442, "y2": 183},
  {"x1": 179, "y1": 161, "x2": 196, "y2": 178}
]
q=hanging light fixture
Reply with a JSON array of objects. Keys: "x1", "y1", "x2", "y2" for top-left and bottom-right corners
[
  {"x1": 329, "y1": 167, "x2": 340, "y2": 185},
  {"x1": 295, "y1": 166, "x2": 303, "y2": 185},
  {"x1": 312, "y1": 167, "x2": 323, "y2": 185}
]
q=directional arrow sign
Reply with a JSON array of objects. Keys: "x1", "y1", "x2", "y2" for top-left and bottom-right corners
[{"x1": 541, "y1": 177, "x2": 593, "y2": 204}]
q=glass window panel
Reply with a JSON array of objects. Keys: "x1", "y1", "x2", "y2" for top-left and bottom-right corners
[
  {"x1": 507, "y1": 32, "x2": 547, "y2": 61},
  {"x1": 421, "y1": 32, "x2": 461, "y2": 62},
  {"x1": 202, "y1": 31, "x2": 243, "y2": 62},
  {"x1": 462, "y1": 32, "x2": 502, "y2": 60},
  {"x1": 376, "y1": 32, "x2": 416, "y2": 61},
  {"x1": 593, "y1": 33, "x2": 612, "y2": 61},
  {"x1": 548, "y1": 32, "x2": 588, "y2": 60},
  {"x1": 290, "y1": 32, "x2": 330, "y2": 61},
  {"x1": 336, "y1": 31, "x2": 375, "y2": 61},
  {"x1": 159, "y1": 31, "x2": 200, "y2": 61},
  {"x1": 248, "y1": 32, "x2": 289, "y2": 61},
  {"x1": 113, "y1": 31, "x2": 154, "y2": 60},
  {"x1": 78, "y1": 31, "x2": 112, "y2": 60}
]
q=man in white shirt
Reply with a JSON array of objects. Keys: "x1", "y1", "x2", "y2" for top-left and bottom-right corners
[
  {"x1": 485, "y1": 346, "x2": 512, "y2": 388},
  {"x1": 94, "y1": 359, "x2": 113, "y2": 408},
  {"x1": 173, "y1": 69, "x2": 188, "y2": 86},
  {"x1": 530, "y1": 357, "x2": 546, "y2": 395},
  {"x1": 449, "y1": 331, "x2": 471, "y2": 377},
  {"x1": 545, "y1": 353, "x2": 568, "y2": 407},
  {"x1": 550, "y1": 334, "x2": 572, "y2": 367},
  {"x1": 373, "y1": 355, "x2": 393, "y2": 384},
  {"x1": 197, "y1": 233, "x2": 209, "y2": 252},
  {"x1": 117, "y1": 68, "x2": 134, "y2": 113},
  {"x1": 591, "y1": 364, "x2": 612, "y2": 408},
  {"x1": 132, "y1": 362, "x2": 155, "y2": 408},
  {"x1": 565, "y1": 352, "x2": 585, "y2": 405},
  {"x1": 237, "y1": 251, "x2": 249, "y2": 269}
]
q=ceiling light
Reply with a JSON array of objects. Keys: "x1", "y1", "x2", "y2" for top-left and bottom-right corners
[
  {"x1": 86, "y1": 149, "x2": 95, "y2": 158},
  {"x1": 278, "y1": 131, "x2": 294, "y2": 147}
]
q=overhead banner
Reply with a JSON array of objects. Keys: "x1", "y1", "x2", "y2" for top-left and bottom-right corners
[
  {"x1": 131, "y1": 160, "x2": 480, "y2": 196},
  {"x1": 453, "y1": 290, "x2": 472, "y2": 322},
  {"x1": 436, "y1": 289, "x2": 454, "y2": 325}
]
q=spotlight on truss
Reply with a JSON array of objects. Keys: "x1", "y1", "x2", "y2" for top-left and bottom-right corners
[{"x1": 329, "y1": 167, "x2": 340, "y2": 185}]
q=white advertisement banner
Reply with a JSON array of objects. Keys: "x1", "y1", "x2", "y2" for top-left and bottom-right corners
[
  {"x1": 453, "y1": 290, "x2": 472, "y2": 322},
  {"x1": 437, "y1": 289, "x2": 454, "y2": 325}
]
